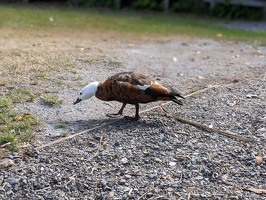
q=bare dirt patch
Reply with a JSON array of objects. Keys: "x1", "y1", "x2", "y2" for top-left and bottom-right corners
[{"x1": 0, "y1": 28, "x2": 265, "y2": 199}]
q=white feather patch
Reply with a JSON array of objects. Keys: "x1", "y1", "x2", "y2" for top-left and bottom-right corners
[
  {"x1": 119, "y1": 81, "x2": 151, "y2": 91},
  {"x1": 137, "y1": 84, "x2": 151, "y2": 90}
]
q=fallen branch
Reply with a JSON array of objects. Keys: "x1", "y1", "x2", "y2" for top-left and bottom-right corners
[{"x1": 158, "y1": 103, "x2": 257, "y2": 143}]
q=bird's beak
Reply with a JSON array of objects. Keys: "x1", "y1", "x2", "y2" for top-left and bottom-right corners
[{"x1": 73, "y1": 98, "x2": 82, "y2": 105}]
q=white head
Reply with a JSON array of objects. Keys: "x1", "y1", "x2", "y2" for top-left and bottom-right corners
[{"x1": 73, "y1": 82, "x2": 99, "y2": 105}]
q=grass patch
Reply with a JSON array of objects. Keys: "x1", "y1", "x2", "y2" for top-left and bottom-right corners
[
  {"x1": 55, "y1": 122, "x2": 65, "y2": 128},
  {"x1": 0, "y1": 6, "x2": 265, "y2": 44},
  {"x1": 60, "y1": 132, "x2": 69, "y2": 137},
  {"x1": 0, "y1": 97, "x2": 39, "y2": 151},
  {"x1": 187, "y1": 88, "x2": 197, "y2": 94},
  {"x1": 42, "y1": 94, "x2": 62, "y2": 106},
  {"x1": 8, "y1": 87, "x2": 36, "y2": 103},
  {"x1": 108, "y1": 59, "x2": 123, "y2": 66}
]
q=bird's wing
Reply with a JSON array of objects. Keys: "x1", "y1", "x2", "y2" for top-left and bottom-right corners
[{"x1": 110, "y1": 71, "x2": 152, "y2": 86}]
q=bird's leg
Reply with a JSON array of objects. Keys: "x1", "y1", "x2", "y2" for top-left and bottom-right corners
[
  {"x1": 106, "y1": 103, "x2": 126, "y2": 118},
  {"x1": 124, "y1": 103, "x2": 141, "y2": 121}
]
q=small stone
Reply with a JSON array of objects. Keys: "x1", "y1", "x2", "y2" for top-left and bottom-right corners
[
  {"x1": 167, "y1": 187, "x2": 174, "y2": 192},
  {"x1": 109, "y1": 191, "x2": 115, "y2": 198},
  {"x1": 194, "y1": 176, "x2": 204, "y2": 180},
  {"x1": 153, "y1": 146, "x2": 160, "y2": 151},
  {"x1": 125, "y1": 175, "x2": 132, "y2": 179},
  {"x1": 0, "y1": 158, "x2": 14, "y2": 169},
  {"x1": 0, "y1": 175, "x2": 3, "y2": 184},
  {"x1": 69, "y1": 176, "x2": 75, "y2": 182},
  {"x1": 114, "y1": 141, "x2": 120, "y2": 146},
  {"x1": 6, "y1": 178, "x2": 20, "y2": 185},
  {"x1": 119, "y1": 179, "x2": 126, "y2": 185},
  {"x1": 147, "y1": 174, "x2": 157, "y2": 179},
  {"x1": 169, "y1": 162, "x2": 176, "y2": 166},
  {"x1": 171, "y1": 181, "x2": 180, "y2": 188},
  {"x1": 154, "y1": 158, "x2": 162, "y2": 163},
  {"x1": 120, "y1": 158, "x2": 129, "y2": 164},
  {"x1": 124, "y1": 186, "x2": 130, "y2": 192},
  {"x1": 13, "y1": 184, "x2": 19, "y2": 192}
]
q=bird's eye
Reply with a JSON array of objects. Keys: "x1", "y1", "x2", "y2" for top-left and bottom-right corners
[{"x1": 80, "y1": 92, "x2": 82, "y2": 95}]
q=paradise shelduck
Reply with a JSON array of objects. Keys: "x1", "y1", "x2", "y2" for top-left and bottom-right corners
[{"x1": 74, "y1": 71, "x2": 184, "y2": 120}]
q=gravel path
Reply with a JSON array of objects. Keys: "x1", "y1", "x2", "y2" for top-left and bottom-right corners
[{"x1": 0, "y1": 35, "x2": 265, "y2": 199}]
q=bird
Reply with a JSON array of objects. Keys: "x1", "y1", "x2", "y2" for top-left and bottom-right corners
[{"x1": 73, "y1": 71, "x2": 184, "y2": 120}]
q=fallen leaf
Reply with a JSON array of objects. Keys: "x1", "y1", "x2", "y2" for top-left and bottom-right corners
[
  {"x1": 216, "y1": 33, "x2": 223, "y2": 38},
  {"x1": 255, "y1": 156, "x2": 263, "y2": 164},
  {"x1": 15, "y1": 113, "x2": 31, "y2": 121},
  {"x1": 243, "y1": 187, "x2": 266, "y2": 194},
  {"x1": 197, "y1": 75, "x2": 205, "y2": 80}
]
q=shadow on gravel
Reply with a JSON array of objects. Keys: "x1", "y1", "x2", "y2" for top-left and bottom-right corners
[{"x1": 57, "y1": 116, "x2": 163, "y2": 134}]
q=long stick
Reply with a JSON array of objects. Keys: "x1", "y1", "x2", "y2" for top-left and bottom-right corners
[{"x1": 158, "y1": 103, "x2": 257, "y2": 143}]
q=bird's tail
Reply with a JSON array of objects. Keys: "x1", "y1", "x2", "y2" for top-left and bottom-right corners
[{"x1": 171, "y1": 97, "x2": 183, "y2": 105}]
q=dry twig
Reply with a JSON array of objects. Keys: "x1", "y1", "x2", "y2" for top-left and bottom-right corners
[{"x1": 158, "y1": 103, "x2": 257, "y2": 143}]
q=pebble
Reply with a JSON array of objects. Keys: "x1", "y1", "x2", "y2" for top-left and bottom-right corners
[
  {"x1": 169, "y1": 162, "x2": 176, "y2": 166},
  {"x1": 6, "y1": 178, "x2": 20, "y2": 185},
  {"x1": 119, "y1": 179, "x2": 126, "y2": 185},
  {"x1": 120, "y1": 158, "x2": 129, "y2": 164},
  {"x1": 125, "y1": 175, "x2": 132, "y2": 179},
  {"x1": 147, "y1": 174, "x2": 157, "y2": 179},
  {"x1": 154, "y1": 158, "x2": 162, "y2": 162},
  {"x1": 123, "y1": 186, "x2": 130, "y2": 192},
  {"x1": 109, "y1": 191, "x2": 115, "y2": 198},
  {"x1": 0, "y1": 158, "x2": 14, "y2": 169}
]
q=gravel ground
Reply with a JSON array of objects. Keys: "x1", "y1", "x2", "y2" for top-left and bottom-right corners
[{"x1": 0, "y1": 32, "x2": 266, "y2": 199}]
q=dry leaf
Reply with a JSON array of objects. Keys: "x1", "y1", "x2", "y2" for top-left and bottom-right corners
[
  {"x1": 197, "y1": 75, "x2": 205, "y2": 80},
  {"x1": 15, "y1": 113, "x2": 31, "y2": 121},
  {"x1": 243, "y1": 187, "x2": 266, "y2": 194},
  {"x1": 255, "y1": 156, "x2": 263, "y2": 164}
]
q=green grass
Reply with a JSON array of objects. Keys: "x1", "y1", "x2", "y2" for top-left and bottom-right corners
[
  {"x1": 42, "y1": 94, "x2": 62, "y2": 106},
  {"x1": 55, "y1": 122, "x2": 65, "y2": 128},
  {"x1": 0, "y1": 96, "x2": 39, "y2": 151},
  {"x1": 0, "y1": 6, "x2": 265, "y2": 44}
]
